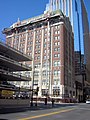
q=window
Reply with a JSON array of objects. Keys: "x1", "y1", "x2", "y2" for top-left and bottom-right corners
[
  {"x1": 23, "y1": 38, "x2": 25, "y2": 41},
  {"x1": 35, "y1": 45, "x2": 40, "y2": 48},
  {"x1": 43, "y1": 55, "x2": 47, "y2": 59},
  {"x1": 34, "y1": 71, "x2": 39, "y2": 76},
  {"x1": 58, "y1": 36, "x2": 60, "y2": 40},
  {"x1": 42, "y1": 89, "x2": 48, "y2": 96},
  {"x1": 34, "y1": 80, "x2": 38, "y2": 85},
  {"x1": 43, "y1": 62, "x2": 49, "y2": 67},
  {"x1": 57, "y1": 42, "x2": 60, "y2": 45},
  {"x1": 36, "y1": 40, "x2": 39, "y2": 43},
  {"x1": 53, "y1": 89, "x2": 60, "y2": 96},
  {"x1": 36, "y1": 30, "x2": 39, "y2": 33},
  {"x1": 27, "y1": 52, "x2": 32, "y2": 56},
  {"x1": 54, "y1": 47, "x2": 60, "y2": 51},
  {"x1": 54, "y1": 79, "x2": 60, "y2": 85},
  {"x1": 58, "y1": 31, "x2": 60, "y2": 34},
  {"x1": 54, "y1": 70, "x2": 60, "y2": 76},
  {"x1": 37, "y1": 56, "x2": 40, "y2": 59},
  {"x1": 28, "y1": 37, "x2": 31, "y2": 40},
  {"x1": 43, "y1": 62, "x2": 46, "y2": 67},
  {"x1": 44, "y1": 38, "x2": 47, "y2": 42},
  {"x1": 43, "y1": 70, "x2": 49, "y2": 76},
  {"x1": 36, "y1": 35, "x2": 39, "y2": 38},
  {"x1": 44, "y1": 44, "x2": 46, "y2": 48},
  {"x1": 29, "y1": 46, "x2": 32, "y2": 50},
  {"x1": 54, "y1": 54, "x2": 60, "y2": 58},
  {"x1": 30, "y1": 41, "x2": 32, "y2": 44},
  {"x1": 55, "y1": 31, "x2": 60, "y2": 34},
  {"x1": 42, "y1": 80, "x2": 46, "y2": 85},
  {"x1": 54, "y1": 42, "x2": 60, "y2": 46},
  {"x1": 54, "y1": 42, "x2": 57, "y2": 46},
  {"x1": 27, "y1": 47, "x2": 29, "y2": 51},
  {"x1": 55, "y1": 36, "x2": 58, "y2": 40},
  {"x1": 35, "y1": 63, "x2": 41, "y2": 68},
  {"x1": 28, "y1": 41, "x2": 32, "y2": 45},
  {"x1": 43, "y1": 71, "x2": 46, "y2": 76},
  {"x1": 42, "y1": 79, "x2": 49, "y2": 86},
  {"x1": 44, "y1": 33, "x2": 47, "y2": 36},
  {"x1": 19, "y1": 47, "x2": 24, "y2": 50},
  {"x1": 25, "y1": 72, "x2": 31, "y2": 77},
  {"x1": 20, "y1": 43, "x2": 24, "y2": 47},
  {"x1": 53, "y1": 61, "x2": 60, "y2": 66},
  {"x1": 55, "y1": 31, "x2": 57, "y2": 34},
  {"x1": 55, "y1": 26, "x2": 58, "y2": 29},
  {"x1": 44, "y1": 28, "x2": 47, "y2": 31},
  {"x1": 55, "y1": 25, "x2": 60, "y2": 29},
  {"x1": 28, "y1": 46, "x2": 32, "y2": 50},
  {"x1": 58, "y1": 26, "x2": 60, "y2": 29},
  {"x1": 38, "y1": 50, "x2": 40, "y2": 54},
  {"x1": 44, "y1": 49, "x2": 47, "y2": 53}
]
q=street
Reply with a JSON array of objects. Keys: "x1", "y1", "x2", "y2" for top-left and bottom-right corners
[{"x1": 0, "y1": 103, "x2": 90, "y2": 120}]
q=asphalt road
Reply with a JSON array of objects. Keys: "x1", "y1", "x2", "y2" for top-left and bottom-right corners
[{"x1": 0, "y1": 103, "x2": 90, "y2": 120}]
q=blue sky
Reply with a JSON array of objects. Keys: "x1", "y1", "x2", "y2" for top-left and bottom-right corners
[{"x1": 0, "y1": 0, "x2": 89, "y2": 40}]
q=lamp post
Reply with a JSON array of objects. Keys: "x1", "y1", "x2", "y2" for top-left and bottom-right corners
[
  {"x1": 30, "y1": 71, "x2": 34, "y2": 106},
  {"x1": 30, "y1": 60, "x2": 34, "y2": 106}
]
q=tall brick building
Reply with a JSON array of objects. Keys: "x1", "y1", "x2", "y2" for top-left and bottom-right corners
[{"x1": 3, "y1": 10, "x2": 75, "y2": 100}]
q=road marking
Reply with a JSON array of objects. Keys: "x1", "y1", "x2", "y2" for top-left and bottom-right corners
[{"x1": 18, "y1": 108, "x2": 75, "y2": 120}]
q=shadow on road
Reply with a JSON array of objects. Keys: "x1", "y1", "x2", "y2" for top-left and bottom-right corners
[
  {"x1": 0, "y1": 103, "x2": 77, "y2": 114},
  {"x1": 0, "y1": 118, "x2": 8, "y2": 120}
]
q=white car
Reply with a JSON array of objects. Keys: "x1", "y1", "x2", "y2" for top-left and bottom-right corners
[{"x1": 86, "y1": 99, "x2": 90, "y2": 104}]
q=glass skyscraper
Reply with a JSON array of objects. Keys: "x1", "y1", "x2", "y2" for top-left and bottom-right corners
[
  {"x1": 44, "y1": 0, "x2": 90, "y2": 81},
  {"x1": 45, "y1": 0, "x2": 89, "y2": 54}
]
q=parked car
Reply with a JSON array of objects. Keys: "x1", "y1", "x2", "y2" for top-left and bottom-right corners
[{"x1": 86, "y1": 99, "x2": 90, "y2": 104}]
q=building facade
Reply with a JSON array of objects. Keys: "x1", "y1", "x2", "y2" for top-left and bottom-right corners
[
  {"x1": 3, "y1": 10, "x2": 75, "y2": 100},
  {"x1": 45, "y1": 0, "x2": 90, "y2": 83},
  {"x1": 74, "y1": 51, "x2": 86, "y2": 102},
  {"x1": 81, "y1": 0, "x2": 90, "y2": 83},
  {"x1": 75, "y1": 51, "x2": 85, "y2": 75}
]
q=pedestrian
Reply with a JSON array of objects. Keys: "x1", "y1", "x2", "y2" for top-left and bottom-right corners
[
  {"x1": 52, "y1": 98, "x2": 54, "y2": 106},
  {"x1": 45, "y1": 97, "x2": 47, "y2": 105}
]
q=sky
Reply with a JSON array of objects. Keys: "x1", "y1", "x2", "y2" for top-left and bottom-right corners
[{"x1": 0, "y1": 0, "x2": 90, "y2": 41}]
